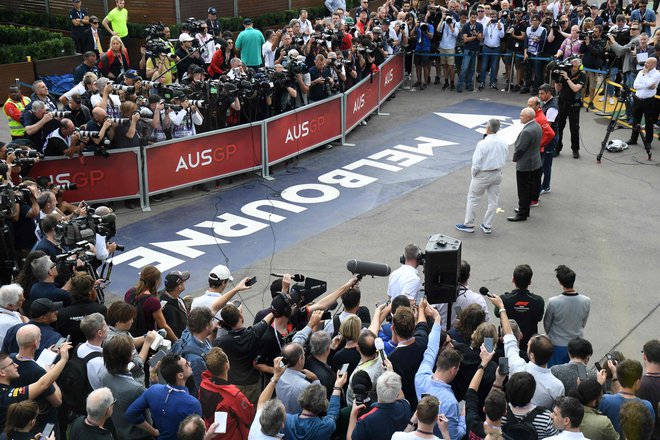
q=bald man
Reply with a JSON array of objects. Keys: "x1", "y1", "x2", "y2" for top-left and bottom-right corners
[
  {"x1": 508, "y1": 107, "x2": 542, "y2": 222},
  {"x1": 628, "y1": 57, "x2": 659, "y2": 158},
  {"x1": 84, "y1": 106, "x2": 114, "y2": 147}
]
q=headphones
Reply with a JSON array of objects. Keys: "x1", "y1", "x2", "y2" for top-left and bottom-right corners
[{"x1": 400, "y1": 246, "x2": 424, "y2": 265}]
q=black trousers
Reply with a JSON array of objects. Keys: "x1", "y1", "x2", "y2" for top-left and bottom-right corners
[
  {"x1": 556, "y1": 101, "x2": 581, "y2": 152},
  {"x1": 516, "y1": 168, "x2": 540, "y2": 218},
  {"x1": 630, "y1": 96, "x2": 658, "y2": 146}
]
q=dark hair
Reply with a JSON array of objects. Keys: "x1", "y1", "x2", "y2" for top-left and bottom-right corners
[
  {"x1": 205, "y1": 347, "x2": 229, "y2": 377},
  {"x1": 391, "y1": 295, "x2": 411, "y2": 314},
  {"x1": 506, "y1": 372, "x2": 536, "y2": 406},
  {"x1": 616, "y1": 359, "x2": 643, "y2": 388},
  {"x1": 220, "y1": 304, "x2": 240, "y2": 328},
  {"x1": 392, "y1": 307, "x2": 415, "y2": 339},
  {"x1": 357, "y1": 330, "x2": 377, "y2": 357},
  {"x1": 643, "y1": 339, "x2": 660, "y2": 363},
  {"x1": 567, "y1": 338, "x2": 593, "y2": 360},
  {"x1": 459, "y1": 9, "x2": 468, "y2": 17},
  {"x1": 16, "y1": 250, "x2": 46, "y2": 299},
  {"x1": 417, "y1": 395, "x2": 439, "y2": 424},
  {"x1": 4, "y1": 400, "x2": 39, "y2": 434},
  {"x1": 269, "y1": 279, "x2": 282, "y2": 298},
  {"x1": 554, "y1": 265, "x2": 576, "y2": 289},
  {"x1": 620, "y1": 400, "x2": 654, "y2": 440},
  {"x1": 456, "y1": 303, "x2": 486, "y2": 341},
  {"x1": 188, "y1": 307, "x2": 213, "y2": 334},
  {"x1": 572, "y1": 378, "x2": 602, "y2": 406},
  {"x1": 469, "y1": 10, "x2": 477, "y2": 16},
  {"x1": 342, "y1": 287, "x2": 361, "y2": 310},
  {"x1": 177, "y1": 414, "x2": 206, "y2": 440},
  {"x1": 458, "y1": 260, "x2": 470, "y2": 284},
  {"x1": 484, "y1": 389, "x2": 507, "y2": 421},
  {"x1": 106, "y1": 301, "x2": 137, "y2": 326},
  {"x1": 282, "y1": 343, "x2": 304, "y2": 367},
  {"x1": 553, "y1": 396, "x2": 584, "y2": 428},
  {"x1": 529, "y1": 334, "x2": 554, "y2": 366},
  {"x1": 436, "y1": 348, "x2": 463, "y2": 371},
  {"x1": 513, "y1": 264, "x2": 533, "y2": 289},
  {"x1": 40, "y1": 213, "x2": 59, "y2": 234},
  {"x1": 103, "y1": 334, "x2": 133, "y2": 375},
  {"x1": 135, "y1": 266, "x2": 161, "y2": 295},
  {"x1": 70, "y1": 272, "x2": 95, "y2": 300},
  {"x1": 160, "y1": 353, "x2": 183, "y2": 385}
]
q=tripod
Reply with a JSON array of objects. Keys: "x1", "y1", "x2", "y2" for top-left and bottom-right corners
[
  {"x1": 597, "y1": 87, "x2": 630, "y2": 163},
  {"x1": 0, "y1": 218, "x2": 17, "y2": 285}
]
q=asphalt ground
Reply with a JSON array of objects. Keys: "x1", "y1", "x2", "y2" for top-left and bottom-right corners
[{"x1": 4, "y1": 77, "x2": 659, "y2": 366}]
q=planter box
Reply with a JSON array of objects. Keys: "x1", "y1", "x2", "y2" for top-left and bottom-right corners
[{"x1": 0, "y1": 61, "x2": 35, "y2": 96}]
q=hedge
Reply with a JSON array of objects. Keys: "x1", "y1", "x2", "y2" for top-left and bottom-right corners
[{"x1": 0, "y1": 25, "x2": 74, "y2": 64}]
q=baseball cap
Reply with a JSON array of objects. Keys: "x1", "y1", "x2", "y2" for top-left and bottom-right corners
[
  {"x1": 73, "y1": 0, "x2": 81, "y2": 3},
  {"x1": 381, "y1": 18, "x2": 391, "y2": 26},
  {"x1": 288, "y1": 49, "x2": 305, "y2": 61},
  {"x1": 243, "y1": 18, "x2": 253, "y2": 25},
  {"x1": 172, "y1": 89, "x2": 186, "y2": 100},
  {"x1": 164, "y1": 270, "x2": 190, "y2": 289},
  {"x1": 373, "y1": 26, "x2": 383, "y2": 33},
  {"x1": 31, "y1": 298, "x2": 63, "y2": 319},
  {"x1": 208, "y1": 7, "x2": 217, "y2": 14},
  {"x1": 209, "y1": 264, "x2": 233, "y2": 282},
  {"x1": 125, "y1": 69, "x2": 140, "y2": 80},
  {"x1": 345, "y1": 17, "x2": 355, "y2": 25},
  {"x1": 179, "y1": 33, "x2": 195, "y2": 42}
]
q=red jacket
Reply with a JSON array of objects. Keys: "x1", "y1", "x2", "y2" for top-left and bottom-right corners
[
  {"x1": 198, "y1": 370, "x2": 254, "y2": 440},
  {"x1": 535, "y1": 108, "x2": 555, "y2": 152},
  {"x1": 208, "y1": 49, "x2": 226, "y2": 78}
]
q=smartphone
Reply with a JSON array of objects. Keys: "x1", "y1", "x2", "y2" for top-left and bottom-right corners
[
  {"x1": 375, "y1": 338, "x2": 386, "y2": 363},
  {"x1": 355, "y1": 393, "x2": 364, "y2": 405},
  {"x1": 233, "y1": 300, "x2": 242, "y2": 308},
  {"x1": 594, "y1": 361, "x2": 602, "y2": 371},
  {"x1": 321, "y1": 310, "x2": 332, "y2": 320},
  {"x1": 245, "y1": 276, "x2": 257, "y2": 287},
  {"x1": 484, "y1": 337, "x2": 494, "y2": 352},
  {"x1": 148, "y1": 349, "x2": 167, "y2": 367},
  {"x1": 498, "y1": 357, "x2": 509, "y2": 376},
  {"x1": 41, "y1": 423, "x2": 55, "y2": 438},
  {"x1": 54, "y1": 337, "x2": 66, "y2": 350},
  {"x1": 98, "y1": 279, "x2": 112, "y2": 289},
  {"x1": 453, "y1": 305, "x2": 463, "y2": 317},
  {"x1": 577, "y1": 363, "x2": 587, "y2": 381},
  {"x1": 415, "y1": 289, "x2": 425, "y2": 305},
  {"x1": 339, "y1": 363, "x2": 350, "y2": 376},
  {"x1": 214, "y1": 411, "x2": 228, "y2": 434}
]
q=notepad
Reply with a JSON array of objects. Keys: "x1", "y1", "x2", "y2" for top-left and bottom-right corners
[{"x1": 214, "y1": 412, "x2": 228, "y2": 434}]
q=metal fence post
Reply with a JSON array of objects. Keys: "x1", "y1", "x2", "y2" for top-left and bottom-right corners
[
  {"x1": 261, "y1": 122, "x2": 274, "y2": 180},
  {"x1": 340, "y1": 93, "x2": 355, "y2": 147},
  {"x1": 174, "y1": 0, "x2": 181, "y2": 25}
]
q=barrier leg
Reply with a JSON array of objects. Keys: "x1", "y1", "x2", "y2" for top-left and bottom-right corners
[
  {"x1": 261, "y1": 122, "x2": 275, "y2": 181},
  {"x1": 377, "y1": 69, "x2": 390, "y2": 116},
  {"x1": 139, "y1": 147, "x2": 151, "y2": 212},
  {"x1": 340, "y1": 94, "x2": 356, "y2": 147},
  {"x1": 507, "y1": 54, "x2": 515, "y2": 92}
]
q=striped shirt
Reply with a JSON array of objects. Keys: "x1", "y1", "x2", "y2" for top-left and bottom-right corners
[
  {"x1": 559, "y1": 37, "x2": 582, "y2": 59},
  {"x1": 501, "y1": 405, "x2": 559, "y2": 439}
]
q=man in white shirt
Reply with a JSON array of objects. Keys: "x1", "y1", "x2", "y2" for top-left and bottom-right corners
[
  {"x1": 627, "y1": 57, "x2": 659, "y2": 156},
  {"x1": 191, "y1": 264, "x2": 234, "y2": 319},
  {"x1": 298, "y1": 9, "x2": 314, "y2": 41},
  {"x1": 0, "y1": 284, "x2": 28, "y2": 349},
  {"x1": 77, "y1": 312, "x2": 107, "y2": 390},
  {"x1": 480, "y1": 11, "x2": 505, "y2": 89},
  {"x1": 546, "y1": 396, "x2": 589, "y2": 439},
  {"x1": 456, "y1": 118, "x2": 509, "y2": 234},
  {"x1": 262, "y1": 30, "x2": 280, "y2": 68},
  {"x1": 387, "y1": 244, "x2": 422, "y2": 301},
  {"x1": 168, "y1": 90, "x2": 204, "y2": 139}
]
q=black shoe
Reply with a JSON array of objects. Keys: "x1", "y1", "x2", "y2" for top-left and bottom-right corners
[
  {"x1": 442, "y1": 81, "x2": 449, "y2": 90},
  {"x1": 513, "y1": 85, "x2": 521, "y2": 92},
  {"x1": 626, "y1": 138, "x2": 638, "y2": 145},
  {"x1": 434, "y1": 77, "x2": 441, "y2": 85},
  {"x1": 426, "y1": 77, "x2": 431, "y2": 84},
  {"x1": 420, "y1": 83, "x2": 427, "y2": 90},
  {"x1": 478, "y1": 82, "x2": 485, "y2": 90},
  {"x1": 554, "y1": 150, "x2": 561, "y2": 157},
  {"x1": 507, "y1": 214, "x2": 527, "y2": 222},
  {"x1": 413, "y1": 81, "x2": 421, "y2": 88},
  {"x1": 588, "y1": 102, "x2": 595, "y2": 110},
  {"x1": 573, "y1": 150, "x2": 580, "y2": 158},
  {"x1": 450, "y1": 83, "x2": 455, "y2": 91}
]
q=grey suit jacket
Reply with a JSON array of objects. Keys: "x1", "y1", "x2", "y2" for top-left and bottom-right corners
[{"x1": 513, "y1": 121, "x2": 542, "y2": 171}]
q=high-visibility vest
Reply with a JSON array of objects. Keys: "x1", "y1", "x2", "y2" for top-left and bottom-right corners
[{"x1": 3, "y1": 96, "x2": 31, "y2": 137}]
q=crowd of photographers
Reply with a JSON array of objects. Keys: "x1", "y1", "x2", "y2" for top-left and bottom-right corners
[{"x1": 0, "y1": 245, "x2": 658, "y2": 440}]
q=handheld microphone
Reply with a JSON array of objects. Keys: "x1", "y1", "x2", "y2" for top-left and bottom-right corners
[
  {"x1": 479, "y1": 286, "x2": 495, "y2": 298},
  {"x1": 375, "y1": 337, "x2": 387, "y2": 363},
  {"x1": 271, "y1": 273, "x2": 306, "y2": 282},
  {"x1": 346, "y1": 260, "x2": 391, "y2": 277}
]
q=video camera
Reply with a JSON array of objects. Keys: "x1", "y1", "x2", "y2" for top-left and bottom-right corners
[
  {"x1": 0, "y1": 183, "x2": 17, "y2": 218},
  {"x1": 579, "y1": 29, "x2": 594, "y2": 40},
  {"x1": 549, "y1": 58, "x2": 575, "y2": 81},
  {"x1": 145, "y1": 22, "x2": 166, "y2": 41}
]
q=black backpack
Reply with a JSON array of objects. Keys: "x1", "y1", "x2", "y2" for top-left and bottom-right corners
[
  {"x1": 126, "y1": 288, "x2": 150, "y2": 337},
  {"x1": 502, "y1": 405, "x2": 544, "y2": 440},
  {"x1": 57, "y1": 344, "x2": 103, "y2": 415}
]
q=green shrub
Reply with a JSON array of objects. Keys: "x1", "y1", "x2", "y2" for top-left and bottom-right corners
[{"x1": 0, "y1": 25, "x2": 74, "y2": 63}]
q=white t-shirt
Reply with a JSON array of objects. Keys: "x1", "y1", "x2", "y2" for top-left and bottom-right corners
[
  {"x1": 391, "y1": 431, "x2": 441, "y2": 440},
  {"x1": 387, "y1": 264, "x2": 421, "y2": 300},
  {"x1": 191, "y1": 290, "x2": 223, "y2": 319},
  {"x1": 262, "y1": 41, "x2": 276, "y2": 68},
  {"x1": 90, "y1": 93, "x2": 121, "y2": 118},
  {"x1": 248, "y1": 409, "x2": 281, "y2": 440}
]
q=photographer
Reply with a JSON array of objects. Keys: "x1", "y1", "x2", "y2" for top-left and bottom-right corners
[
  {"x1": 9, "y1": 181, "x2": 39, "y2": 261},
  {"x1": 287, "y1": 52, "x2": 312, "y2": 107},
  {"x1": 91, "y1": 78, "x2": 121, "y2": 118},
  {"x1": 607, "y1": 25, "x2": 641, "y2": 123},
  {"x1": 72, "y1": 51, "x2": 100, "y2": 85},
  {"x1": 602, "y1": 15, "x2": 629, "y2": 101},
  {"x1": 554, "y1": 57, "x2": 586, "y2": 158},
  {"x1": 176, "y1": 34, "x2": 204, "y2": 83},
  {"x1": 271, "y1": 65, "x2": 298, "y2": 115},
  {"x1": 43, "y1": 118, "x2": 82, "y2": 158},
  {"x1": 336, "y1": 50, "x2": 359, "y2": 89},
  {"x1": 309, "y1": 55, "x2": 335, "y2": 102},
  {"x1": 26, "y1": 81, "x2": 57, "y2": 113},
  {"x1": 372, "y1": 27, "x2": 390, "y2": 64},
  {"x1": 62, "y1": 70, "x2": 97, "y2": 108},
  {"x1": 168, "y1": 90, "x2": 204, "y2": 138},
  {"x1": 580, "y1": 24, "x2": 605, "y2": 109},
  {"x1": 21, "y1": 101, "x2": 60, "y2": 152},
  {"x1": 83, "y1": 107, "x2": 114, "y2": 149},
  {"x1": 413, "y1": 12, "x2": 435, "y2": 89},
  {"x1": 457, "y1": 10, "x2": 483, "y2": 93},
  {"x1": 143, "y1": 95, "x2": 170, "y2": 143},
  {"x1": 507, "y1": 8, "x2": 528, "y2": 91},
  {"x1": 480, "y1": 10, "x2": 505, "y2": 89},
  {"x1": 64, "y1": 93, "x2": 92, "y2": 128},
  {"x1": 437, "y1": 12, "x2": 460, "y2": 90},
  {"x1": 146, "y1": 48, "x2": 175, "y2": 86},
  {"x1": 112, "y1": 101, "x2": 142, "y2": 148},
  {"x1": 521, "y1": 14, "x2": 547, "y2": 94}
]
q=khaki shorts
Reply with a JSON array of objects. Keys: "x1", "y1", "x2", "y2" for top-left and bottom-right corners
[
  {"x1": 438, "y1": 47, "x2": 455, "y2": 66},
  {"x1": 585, "y1": 70, "x2": 600, "y2": 93}
]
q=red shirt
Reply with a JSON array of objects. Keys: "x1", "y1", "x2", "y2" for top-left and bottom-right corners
[{"x1": 535, "y1": 108, "x2": 555, "y2": 152}]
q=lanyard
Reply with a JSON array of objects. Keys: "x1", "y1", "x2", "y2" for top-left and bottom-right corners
[{"x1": 162, "y1": 385, "x2": 187, "y2": 415}]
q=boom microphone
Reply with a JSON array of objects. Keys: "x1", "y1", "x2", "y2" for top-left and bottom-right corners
[
  {"x1": 271, "y1": 273, "x2": 306, "y2": 282},
  {"x1": 346, "y1": 260, "x2": 391, "y2": 277}
]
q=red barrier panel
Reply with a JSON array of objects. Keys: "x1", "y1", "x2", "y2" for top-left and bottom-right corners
[
  {"x1": 379, "y1": 54, "x2": 405, "y2": 103},
  {"x1": 29, "y1": 149, "x2": 141, "y2": 203},
  {"x1": 265, "y1": 96, "x2": 342, "y2": 164},
  {"x1": 344, "y1": 72, "x2": 380, "y2": 134},
  {"x1": 144, "y1": 124, "x2": 263, "y2": 194}
]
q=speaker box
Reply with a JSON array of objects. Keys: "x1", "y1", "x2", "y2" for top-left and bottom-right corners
[{"x1": 423, "y1": 234, "x2": 462, "y2": 304}]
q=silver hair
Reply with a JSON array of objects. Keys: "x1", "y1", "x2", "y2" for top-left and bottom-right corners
[
  {"x1": 31, "y1": 255, "x2": 53, "y2": 282},
  {"x1": 298, "y1": 384, "x2": 329, "y2": 415},
  {"x1": 289, "y1": 19, "x2": 300, "y2": 27},
  {"x1": 487, "y1": 119, "x2": 501, "y2": 133},
  {"x1": 32, "y1": 80, "x2": 45, "y2": 92},
  {"x1": 86, "y1": 387, "x2": 114, "y2": 419},
  {"x1": 521, "y1": 107, "x2": 536, "y2": 120},
  {"x1": 376, "y1": 371, "x2": 402, "y2": 403},
  {"x1": 30, "y1": 100, "x2": 45, "y2": 112},
  {"x1": 310, "y1": 330, "x2": 331, "y2": 356},
  {"x1": 80, "y1": 312, "x2": 106, "y2": 340},
  {"x1": 96, "y1": 77, "x2": 111, "y2": 91},
  {"x1": 0, "y1": 284, "x2": 24, "y2": 308},
  {"x1": 260, "y1": 399, "x2": 286, "y2": 436}
]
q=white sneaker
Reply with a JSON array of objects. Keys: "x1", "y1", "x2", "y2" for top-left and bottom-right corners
[
  {"x1": 609, "y1": 97, "x2": 615, "y2": 105},
  {"x1": 598, "y1": 96, "x2": 605, "y2": 102}
]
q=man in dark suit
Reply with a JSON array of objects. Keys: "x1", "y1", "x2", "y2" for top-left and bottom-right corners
[
  {"x1": 508, "y1": 107, "x2": 542, "y2": 222},
  {"x1": 81, "y1": 16, "x2": 103, "y2": 56}
]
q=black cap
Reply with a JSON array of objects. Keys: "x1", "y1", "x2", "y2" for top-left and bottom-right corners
[
  {"x1": 164, "y1": 270, "x2": 190, "y2": 289},
  {"x1": 208, "y1": 7, "x2": 217, "y2": 14},
  {"x1": 243, "y1": 18, "x2": 253, "y2": 25},
  {"x1": 381, "y1": 18, "x2": 391, "y2": 26},
  {"x1": 31, "y1": 298, "x2": 63, "y2": 319},
  {"x1": 514, "y1": 7, "x2": 524, "y2": 12}
]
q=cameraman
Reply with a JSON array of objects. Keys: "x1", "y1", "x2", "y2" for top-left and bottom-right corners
[
  {"x1": 507, "y1": 8, "x2": 528, "y2": 91},
  {"x1": 176, "y1": 34, "x2": 204, "y2": 83},
  {"x1": 144, "y1": 95, "x2": 170, "y2": 143},
  {"x1": 372, "y1": 27, "x2": 390, "y2": 64},
  {"x1": 83, "y1": 107, "x2": 114, "y2": 149},
  {"x1": 168, "y1": 90, "x2": 204, "y2": 138},
  {"x1": 308, "y1": 54, "x2": 334, "y2": 102},
  {"x1": 112, "y1": 101, "x2": 142, "y2": 148},
  {"x1": 271, "y1": 65, "x2": 298, "y2": 115},
  {"x1": 480, "y1": 10, "x2": 505, "y2": 89},
  {"x1": 457, "y1": 10, "x2": 483, "y2": 93},
  {"x1": 60, "y1": 71, "x2": 97, "y2": 108},
  {"x1": 580, "y1": 24, "x2": 605, "y2": 109},
  {"x1": 437, "y1": 12, "x2": 459, "y2": 90},
  {"x1": 21, "y1": 101, "x2": 60, "y2": 152},
  {"x1": 91, "y1": 78, "x2": 121, "y2": 118},
  {"x1": 9, "y1": 181, "x2": 39, "y2": 262},
  {"x1": 42, "y1": 119, "x2": 82, "y2": 158},
  {"x1": 414, "y1": 12, "x2": 435, "y2": 90},
  {"x1": 66, "y1": 93, "x2": 92, "y2": 127},
  {"x1": 146, "y1": 49, "x2": 175, "y2": 86},
  {"x1": 554, "y1": 57, "x2": 586, "y2": 158},
  {"x1": 327, "y1": 52, "x2": 347, "y2": 89}
]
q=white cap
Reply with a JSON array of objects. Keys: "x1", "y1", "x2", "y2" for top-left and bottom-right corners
[
  {"x1": 179, "y1": 33, "x2": 195, "y2": 43},
  {"x1": 288, "y1": 49, "x2": 305, "y2": 61},
  {"x1": 209, "y1": 264, "x2": 233, "y2": 282}
]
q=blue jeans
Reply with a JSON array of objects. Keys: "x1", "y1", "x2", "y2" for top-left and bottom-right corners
[
  {"x1": 324, "y1": 0, "x2": 346, "y2": 12},
  {"x1": 541, "y1": 137, "x2": 556, "y2": 191},
  {"x1": 524, "y1": 57, "x2": 544, "y2": 89},
  {"x1": 606, "y1": 66, "x2": 619, "y2": 95},
  {"x1": 624, "y1": 70, "x2": 635, "y2": 121},
  {"x1": 480, "y1": 46, "x2": 500, "y2": 85},
  {"x1": 457, "y1": 50, "x2": 477, "y2": 90}
]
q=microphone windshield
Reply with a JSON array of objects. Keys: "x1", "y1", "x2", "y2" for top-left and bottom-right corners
[
  {"x1": 346, "y1": 260, "x2": 391, "y2": 277},
  {"x1": 479, "y1": 286, "x2": 490, "y2": 296}
]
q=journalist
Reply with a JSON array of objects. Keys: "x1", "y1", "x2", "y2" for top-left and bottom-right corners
[
  {"x1": 456, "y1": 10, "x2": 483, "y2": 93},
  {"x1": 21, "y1": 102, "x2": 60, "y2": 152},
  {"x1": 43, "y1": 119, "x2": 82, "y2": 158},
  {"x1": 554, "y1": 57, "x2": 586, "y2": 158},
  {"x1": 167, "y1": 90, "x2": 204, "y2": 138},
  {"x1": 309, "y1": 55, "x2": 335, "y2": 102},
  {"x1": 580, "y1": 25, "x2": 606, "y2": 109},
  {"x1": 437, "y1": 12, "x2": 460, "y2": 90}
]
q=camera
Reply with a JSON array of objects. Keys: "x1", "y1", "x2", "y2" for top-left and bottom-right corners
[
  {"x1": 187, "y1": 99, "x2": 205, "y2": 108},
  {"x1": 50, "y1": 111, "x2": 72, "y2": 118},
  {"x1": 7, "y1": 148, "x2": 41, "y2": 159},
  {"x1": 145, "y1": 22, "x2": 166, "y2": 40},
  {"x1": 549, "y1": 58, "x2": 574, "y2": 81},
  {"x1": 445, "y1": 17, "x2": 453, "y2": 24},
  {"x1": 420, "y1": 23, "x2": 429, "y2": 32},
  {"x1": 113, "y1": 84, "x2": 135, "y2": 94},
  {"x1": 76, "y1": 130, "x2": 100, "y2": 139},
  {"x1": 105, "y1": 117, "x2": 130, "y2": 125},
  {"x1": 579, "y1": 29, "x2": 594, "y2": 40}
]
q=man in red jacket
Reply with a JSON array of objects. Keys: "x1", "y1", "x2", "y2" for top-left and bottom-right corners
[
  {"x1": 198, "y1": 347, "x2": 254, "y2": 440},
  {"x1": 527, "y1": 96, "x2": 555, "y2": 207}
]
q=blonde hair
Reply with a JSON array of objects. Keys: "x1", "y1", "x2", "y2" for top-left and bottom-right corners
[
  {"x1": 339, "y1": 314, "x2": 362, "y2": 342},
  {"x1": 109, "y1": 35, "x2": 126, "y2": 53},
  {"x1": 470, "y1": 322, "x2": 498, "y2": 350}
]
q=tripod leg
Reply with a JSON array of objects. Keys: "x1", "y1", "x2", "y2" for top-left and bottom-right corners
[{"x1": 597, "y1": 98, "x2": 625, "y2": 163}]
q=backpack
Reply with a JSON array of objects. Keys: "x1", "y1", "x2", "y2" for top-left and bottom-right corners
[
  {"x1": 502, "y1": 406, "x2": 544, "y2": 440},
  {"x1": 198, "y1": 373, "x2": 254, "y2": 440},
  {"x1": 125, "y1": 288, "x2": 150, "y2": 337},
  {"x1": 57, "y1": 343, "x2": 103, "y2": 415}
]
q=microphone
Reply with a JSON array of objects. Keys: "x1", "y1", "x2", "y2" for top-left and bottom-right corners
[
  {"x1": 270, "y1": 273, "x2": 305, "y2": 282},
  {"x1": 479, "y1": 286, "x2": 495, "y2": 298},
  {"x1": 375, "y1": 337, "x2": 387, "y2": 363},
  {"x1": 346, "y1": 260, "x2": 391, "y2": 277}
]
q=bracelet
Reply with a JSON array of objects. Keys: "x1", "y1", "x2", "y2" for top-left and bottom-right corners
[
  {"x1": 333, "y1": 386, "x2": 342, "y2": 391},
  {"x1": 499, "y1": 309, "x2": 507, "y2": 314},
  {"x1": 492, "y1": 384, "x2": 503, "y2": 389},
  {"x1": 270, "y1": 377, "x2": 278, "y2": 384},
  {"x1": 478, "y1": 364, "x2": 486, "y2": 370}
]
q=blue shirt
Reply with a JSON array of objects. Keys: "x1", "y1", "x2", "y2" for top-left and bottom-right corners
[
  {"x1": 461, "y1": 21, "x2": 484, "y2": 52},
  {"x1": 29, "y1": 282, "x2": 72, "y2": 306},
  {"x1": 598, "y1": 393, "x2": 654, "y2": 436},
  {"x1": 125, "y1": 384, "x2": 202, "y2": 440},
  {"x1": 415, "y1": 23, "x2": 434, "y2": 52},
  {"x1": 415, "y1": 321, "x2": 466, "y2": 440},
  {"x1": 352, "y1": 400, "x2": 411, "y2": 440},
  {"x1": 277, "y1": 368, "x2": 321, "y2": 414},
  {"x1": 283, "y1": 394, "x2": 340, "y2": 440},
  {"x1": 2, "y1": 320, "x2": 62, "y2": 357},
  {"x1": 630, "y1": 8, "x2": 656, "y2": 35}
]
